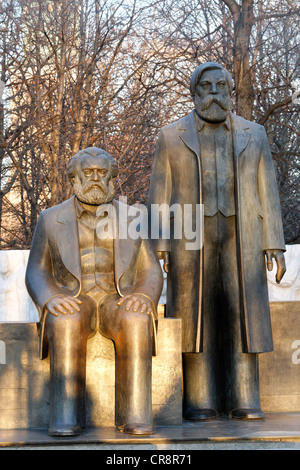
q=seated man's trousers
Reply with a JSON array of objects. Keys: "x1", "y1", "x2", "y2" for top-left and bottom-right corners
[{"x1": 45, "y1": 291, "x2": 153, "y2": 430}]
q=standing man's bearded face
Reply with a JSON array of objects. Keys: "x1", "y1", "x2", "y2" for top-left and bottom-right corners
[
  {"x1": 72, "y1": 155, "x2": 116, "y2": 205},
  {"x1": 194, "y1": 68, "x2": 231, "y2": 123}
]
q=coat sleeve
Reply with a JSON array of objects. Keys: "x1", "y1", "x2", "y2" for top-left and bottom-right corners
[
  {"x1": 118, "y1": 235, "x2": 163, "y2": 309},
  {"x1": 258, "y1": 127, "x2": 286, "y2": 252},
  {"x1": 25, "y1": 212, "x2": 67, "y2": 320},
  {"x1": 148, "y1": 129, "x2": 172, "y2": 253},
  {"x1": 133, "y1": 237, "x2": 164, "y2": 308},
  {"x1": 117, "y1": 233, "x2": 164, "y2": 357}
]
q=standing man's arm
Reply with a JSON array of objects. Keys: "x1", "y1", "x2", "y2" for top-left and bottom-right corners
[
  {"x1": 257, "y1": 127, "x2": 286, "y2": 284},
  {"x1": 148, "y1": 130, "x2": 172, "y2": 273}
]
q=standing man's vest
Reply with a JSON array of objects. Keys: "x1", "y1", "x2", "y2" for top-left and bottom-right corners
[{"x1": 196, "y1": 114, "x2": 235, "y2": 217}]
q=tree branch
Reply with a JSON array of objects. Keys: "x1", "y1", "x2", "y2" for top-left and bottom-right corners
[
  {"x1": 221, "y1": 0, "x2": 240, "y2": 22},
  {"x1": 0, "y1": 169, "x2": 18, "y2": 196},
  {"x1": 258, "y1": 96, "x2": 293, "y2": 125}
]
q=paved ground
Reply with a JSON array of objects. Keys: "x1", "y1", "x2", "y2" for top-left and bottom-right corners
[{"x1": 0, "y1": 412, "x2": 300, "y2": 450}]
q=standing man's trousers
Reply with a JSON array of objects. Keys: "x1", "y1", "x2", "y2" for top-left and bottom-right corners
[{"x1": 183, "y1": 212, "x2": 261, "y2": 414}]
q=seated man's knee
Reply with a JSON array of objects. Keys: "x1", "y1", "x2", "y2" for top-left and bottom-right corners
[
  {"x1": 99, "y1": 294, "x2": 152, "y2": 341},
  {"x1": 119, "y1": 309, "x2": 152, "y2": 334},
  {"x1": 46, "y1": 294, "x2": 96, "y2": 336},
  {"x1": 114, "y1": 310, "x2": 153, "y2": 355}
]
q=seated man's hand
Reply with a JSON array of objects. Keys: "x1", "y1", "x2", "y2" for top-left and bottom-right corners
[
  {"x1": 46, "y1": 295, "x2": 82, "y2": 317},
  {"x1": 117, "y1": 294, "x2": 153, "y2": 316}
]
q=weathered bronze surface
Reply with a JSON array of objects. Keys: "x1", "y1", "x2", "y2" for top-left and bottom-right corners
[
  {"x1": 25, "y1": 147, "x2": 163, "y2": 436},
  {"x1": 148, "y1": 62, "x2": 286, "y2": 420}
]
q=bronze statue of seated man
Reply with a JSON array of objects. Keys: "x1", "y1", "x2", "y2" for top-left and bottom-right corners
[{"x1": 25, "y1": 147, "x2": 163, "y2": 437}]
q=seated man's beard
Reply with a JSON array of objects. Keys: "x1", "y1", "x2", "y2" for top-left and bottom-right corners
[
  {"x1": 73, "y1": 177, "x2": 116, "y2": 205},
  {"x1": 195, "y1": 95, "x2": 231, "y2": 122}
]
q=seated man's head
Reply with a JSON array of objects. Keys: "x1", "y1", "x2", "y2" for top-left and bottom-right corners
[{"x1": 67, "y1": 147, "x2": 118, "y2": 205}]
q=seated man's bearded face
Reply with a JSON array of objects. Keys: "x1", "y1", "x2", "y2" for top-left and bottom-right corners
[{"x1": 73, "y1": 155, "x2": 116, "y2": 205}]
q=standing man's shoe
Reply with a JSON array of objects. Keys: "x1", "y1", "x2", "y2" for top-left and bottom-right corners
[
  {"x1": 184, "y1": 408, "x2": 218, "y2": 421},
  {"x1": 230, "y1": 408, "x2": 265, "y2": 420},
  {"x1": 48, "y1": 424, "x2": 82, "y2": 437}
]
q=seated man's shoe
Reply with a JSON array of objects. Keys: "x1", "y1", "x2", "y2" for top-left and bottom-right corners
[
  {"x1": 123, "y1": 423, "x2": 155, "y2": 435},
  {"x1": 48, "y1": 424, "x2": 82, "y2": 437},
  {"x1": 184, "y1": 408, "x2": 218, "y2": 421},
  {"x1": 230, "y1": 408, "x2": 265, "y2": 420}
]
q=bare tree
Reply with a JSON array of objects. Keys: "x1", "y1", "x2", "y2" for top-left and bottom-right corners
[{"x1": 0, "y1": 0, "x2": 298, "y2": 247}]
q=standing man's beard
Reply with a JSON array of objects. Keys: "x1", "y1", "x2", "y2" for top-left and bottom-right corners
[
  {"x1": 73, "y1": 178, "x2": 116, "y2": 205},
  {"x1": 195, "y1": 95, "x2": 231, "y2": 123}
]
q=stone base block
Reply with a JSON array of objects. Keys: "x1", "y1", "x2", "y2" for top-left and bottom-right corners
[
  {"x1": 259, "y1": 302, "x2": 300, "y2": 412},
  {"x1": 0, "y1": 318, "x2": 182, "y2": 430}
]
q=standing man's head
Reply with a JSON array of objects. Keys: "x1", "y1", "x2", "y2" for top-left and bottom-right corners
[
  {"x1": 190, "y1": 62, "x2": 232, "y2": 123},
  {"x1": 67, "y1": 147, "x2": 118, "y2": 205}
]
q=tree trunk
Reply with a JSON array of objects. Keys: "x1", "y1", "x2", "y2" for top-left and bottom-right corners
[{"x1": 222, "y1": 0, "x2": 255, "y2": 120}]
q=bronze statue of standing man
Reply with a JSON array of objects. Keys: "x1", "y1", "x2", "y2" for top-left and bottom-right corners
[{"x1": 148, "y1": 62, "x2": 286, "y2": 420}]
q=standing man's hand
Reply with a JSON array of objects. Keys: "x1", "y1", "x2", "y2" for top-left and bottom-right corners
[{"x1": 265, "y1": 250, "x2": 286, "y2": 284}]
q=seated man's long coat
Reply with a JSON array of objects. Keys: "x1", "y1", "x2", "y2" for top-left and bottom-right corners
[{"x1": 26, "y1": 197, "x2": 163, "y2": 359}]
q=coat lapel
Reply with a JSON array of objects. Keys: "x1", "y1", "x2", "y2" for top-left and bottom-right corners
[
  {"x1": 178, "y1": 110, "x2": 251, "y2": 161},
  {"x1": 230, "y1": 112, "x2": 251, "y2": 159},
  {"x1": 56, "y1": 196, "x2": 82, "y2": 282},
  {"x1": 178, "y1": 111, "x2": 201, "y2": 157},
  {"x1": 177, "y1": 111, "x2": 203, "y2": 352}
]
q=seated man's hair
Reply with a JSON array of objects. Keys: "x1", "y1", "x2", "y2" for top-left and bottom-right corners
[{"x1": 67, "y1": 147, "x2": 118, "y2": 179}]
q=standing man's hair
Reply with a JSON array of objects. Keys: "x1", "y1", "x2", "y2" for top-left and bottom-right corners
[{"x1": 190, "y1": 62, "x2": 233, "y2": 98}]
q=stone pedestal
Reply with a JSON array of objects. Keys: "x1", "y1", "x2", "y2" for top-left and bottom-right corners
[{"x1": 259, "y1": 302, "x2": 300, "y2": 412}]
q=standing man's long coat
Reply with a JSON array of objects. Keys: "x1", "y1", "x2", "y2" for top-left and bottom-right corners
[{"x1": 148, "y1": 110, "x2": 286, "y2": 354}]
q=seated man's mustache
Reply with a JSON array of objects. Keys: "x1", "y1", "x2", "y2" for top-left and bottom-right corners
[
  {"x1": 83, "y1": 182, "x2": 108, "y2": 194},
  {"x1": 201, "y1": 96, "x2": 229, "y2": 111}
]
